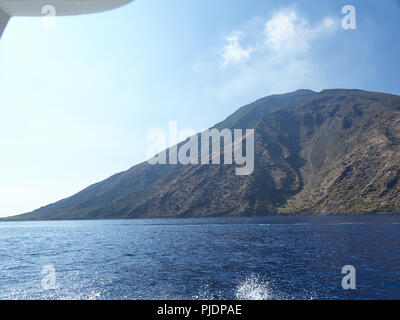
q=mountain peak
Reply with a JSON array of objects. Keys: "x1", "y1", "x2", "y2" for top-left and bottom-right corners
[{"x1": 5, "y1": 89, "x2": 400, "y2": 220}]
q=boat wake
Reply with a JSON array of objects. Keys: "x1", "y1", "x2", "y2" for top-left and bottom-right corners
[
  {"x1": 193, "y1": 274, "x2": 318, "y2": 300},
  {"x1": 235, "y1": 275, "x2": 273, "y2": 300}
]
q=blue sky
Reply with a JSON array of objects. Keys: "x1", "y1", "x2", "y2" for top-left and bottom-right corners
[{"x1": 0, "y1": 0, "x2": 399, "y2": 217}]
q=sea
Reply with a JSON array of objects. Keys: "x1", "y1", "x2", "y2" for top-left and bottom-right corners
[{"x1": 0, "y1": 215, "x2": 399, "y2": 300}]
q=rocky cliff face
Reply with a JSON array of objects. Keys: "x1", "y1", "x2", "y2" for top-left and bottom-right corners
[{"x1": 9, "y1": 89, "x2": 400, "y2": 220}]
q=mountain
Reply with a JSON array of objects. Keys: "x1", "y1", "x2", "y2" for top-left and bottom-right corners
[{"x1": 6, "y1": 89, "x2": 400, "y2": 220}]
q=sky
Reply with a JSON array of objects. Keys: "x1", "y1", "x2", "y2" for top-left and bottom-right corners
[{"x1": 0, "y1": 0, "x2": 399, "y2": 217}]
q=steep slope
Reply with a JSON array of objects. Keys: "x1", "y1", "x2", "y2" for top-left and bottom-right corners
[
  {"x1": 277, "y1": 89, "x2": 400, "y2": 213},
  {"x1": 7, "y1": 89, "x2": 400, "y2": 220}
]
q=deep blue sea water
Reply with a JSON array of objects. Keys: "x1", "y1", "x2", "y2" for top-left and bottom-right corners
[{"x1": 0, "y1": 216, "x2": 399, "y2": 300}]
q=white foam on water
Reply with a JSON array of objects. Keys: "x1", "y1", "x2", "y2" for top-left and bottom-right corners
[
  {"x1": 235, "y1": 274, "x2": 318, "y2": 300},
  {"x1": 235, "y1": 275, "x2": 273, "y2": 300},
  {"x1": 192, "y1": 275, "x2": 288, "y2": 300}
]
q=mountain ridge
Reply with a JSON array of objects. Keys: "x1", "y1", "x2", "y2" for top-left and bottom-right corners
[{"x1": 4, "y1": 88, "x2": 400, "y2": 220}]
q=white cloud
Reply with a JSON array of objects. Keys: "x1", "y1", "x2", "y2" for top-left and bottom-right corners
[
  {"x1": 265, "y1": 10, "x2": 337, "y2": 53},
  {"x1": 221, "y1": 32, "x2": 255, "y2": 67},
  {"x1": 212, "y1": 9, "x2": 339, "y2": 102}
]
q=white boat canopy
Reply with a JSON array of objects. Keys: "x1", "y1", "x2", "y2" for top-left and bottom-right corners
[{"x1": 0, "y1": 0, "x2": 133, "y2": 37}]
